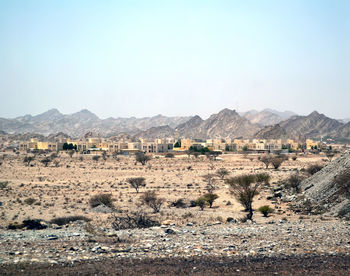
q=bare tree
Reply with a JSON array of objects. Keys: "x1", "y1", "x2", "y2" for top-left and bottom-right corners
[
  {"x1": 259, "y1": 155, "x2": 271, "y2": 169},
  {"x1": 226, "y1": 173, "x2": 270, "y2": 220},
  {"x1": 127, "y1": 177, "x2": 146, "y2": 193},
  {"x1": 139, "y1": 191, "x2": 164, "y2": 213},
  {"x1": 216, "y1": 168, "x2": 230, "y2": 180},
  {"x1": 202, "y1": 173, "x2": 217, "y2": 193}
]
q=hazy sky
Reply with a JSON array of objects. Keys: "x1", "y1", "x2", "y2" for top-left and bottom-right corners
[{"x1": 1, "y1": 0, "x2": 349, "y2": 119}]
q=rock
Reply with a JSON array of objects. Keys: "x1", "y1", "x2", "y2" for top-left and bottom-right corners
[
  {"x1": 274, "y1": 191, "x2": 283, "y2": 198},
  {"x1": 47, "y1": 234, "x2": 59, "y2": 240},
  {"x1": 165, "y1": 228, "x2": 177, "y2": 235},
  {"x1": 161, "y1": 220, "x2": 175, "y2": 225}
]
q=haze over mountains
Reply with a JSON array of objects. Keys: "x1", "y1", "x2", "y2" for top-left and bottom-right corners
[{"x1": 0, "y1": 108, "x2": 349, "y2": 141}]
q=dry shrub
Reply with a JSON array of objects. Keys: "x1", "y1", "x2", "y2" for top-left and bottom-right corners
[
  {"x1": 50, "y1": 215, "x2": 91, "y2": 226},
  {"x1": 89, "y1": 193, "x2": 114, "y2": 208},
  {"x1": 306, "y1": 164, "x2": 324, "y2": 175},
  {"x1": 112, "y1": 211, "x2": 159, "y2": 230},
  {"x1": 139, "y1": 191, "x2": 164, "y2": 213},
  {"x1": 333, "y1": 168, "x2": 350, "y2": 198}
]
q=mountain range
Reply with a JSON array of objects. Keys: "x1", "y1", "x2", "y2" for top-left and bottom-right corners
[{"x1": 0, "y1": 108, "x2": 349, "y2": 141}]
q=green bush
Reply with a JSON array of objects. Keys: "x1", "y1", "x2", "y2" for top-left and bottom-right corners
[
  {"x1": 203, "y1": 193, "x2": 219, "y2": 208},
  {"x1": 258, "y1": 205, "x2": 274, "y2": 217},
  {"x1": 195, "y1": 197, "x2": 208, "y2": 211}
]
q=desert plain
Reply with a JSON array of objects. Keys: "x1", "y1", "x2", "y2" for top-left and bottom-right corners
[{"x1": 0, "y1": 151, "x2": 349, "y2": 275}]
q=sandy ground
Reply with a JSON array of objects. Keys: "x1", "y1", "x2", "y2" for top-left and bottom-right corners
[{"x1": 0, "y1": 151, "x2": 331, "y2": 227}]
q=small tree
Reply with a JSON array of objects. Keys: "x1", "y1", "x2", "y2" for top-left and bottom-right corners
[
  {"x1": 195, "y1": 196, "x2": 207, "y2": 211},
  {"x1": 326, "y1": 151, "x2": 335, "y2": 162},
  {"x1": 41, "y1": 158, "x2": 51, "y2": 167},
  {"x1": 135, "y1": 153, "x2": 151, "y2": 165},
  {"x1": 202, "y1": 173, "x2": 217, "y2": 193},
  {"x1": 23, "y1": 156, "x2": 34, "y2": 166},
  {"x1": 165, "y1": 153, "x2": 174, "y2": 158},
  {"x1": 285, "y1": 174, "x2": 305, "y2": 193},
  {"x1": 270, "y1": 156, "x2": 285, "y2": 170},
  {"x1": 203, "y1": 193, "x2": 219, "y2": 208},
  {"x1": 259, "y1": 155, "x2": 271, "y2": 169},
  {"x1": 226, "y1": 173, "x2": 270, "y2": 220},
  {"x1": 53, "y1": 160, "x2": 60, "y2": 167},
  {"x1": 140, "y1": 191, "x2": 164, "y2": 213},
  {"x1": 127, "y1": 177, "x2": 146, "y2": 193},
  {"x1": 92, "y1": 155, "x2": 100, "y2": 162},
  {"x1": 258, "y1": 205, "x2": 274, "y2": 217},
  {"x1": 102, "y1": 151, "x2": 107, "y2": 161},
  {"x1": 216, "y1": 168, "x2": 230, "y2": 180},
  {"x1": 68, "y1": 150, "x2": 75, "y2": 158}
]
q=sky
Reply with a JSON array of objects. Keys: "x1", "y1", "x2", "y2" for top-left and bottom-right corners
[{"x1": 0, "y1": 0, "x2": 349, "y2": 119}]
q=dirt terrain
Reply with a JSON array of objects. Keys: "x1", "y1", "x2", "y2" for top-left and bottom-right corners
[
  {"x1": 0, "y1": 151, "x2": 349, "y2": 275},
  {"x1": 0, "y1": 152, "x2": 329, "y2": 226}
]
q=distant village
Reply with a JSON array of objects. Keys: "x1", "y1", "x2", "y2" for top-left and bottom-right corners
[{"x1": 9, "y1": 136, "x2": 348, "y2": 155}]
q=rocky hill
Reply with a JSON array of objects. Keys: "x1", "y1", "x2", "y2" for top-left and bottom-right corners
[
  {"x1": 255, "y1": 111, "x2": 347, "y2": 140},
  {"x1": 300, "y1": 150, "x2": 350, "y2": 218},
  {"x1": 254, "y1": 124, "x2": 287, "y2": 139},
  {"x1": 279, "y1": 111, "x2": 343, "y2": 138},
  {"x1": 135, "y1": 125, "x2": 175, "y2": 139},
  {"x1": 241, "y1": 109, "x2": 296, "y2": 127},
  {"x1": 0, "y1": 109, "x2": 192, "y2": 138}
]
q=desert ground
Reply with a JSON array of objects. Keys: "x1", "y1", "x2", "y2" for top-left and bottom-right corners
[
  {"x1": 0, "y1": 151, "x2": 332, "y2": 226},
  {"x1": 0, "y1": 151, "x2": 349, "y2": 275}
]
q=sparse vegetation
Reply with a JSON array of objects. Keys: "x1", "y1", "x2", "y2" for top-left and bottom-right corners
[
  {"x1": 92, "y1": 155, "x2": 100, "y2": 162},
  {"x1": 285, "y1": 174, "x2": 305, "y2": 193},
  {"x1": 259, "y1": 155, "x2": 271, "y2": 169},
  {"x1": 135, "y1": 153, "x2": 151, "y2": 165},
  {"x1": 258, "y1": 205, "x2": 274, "y2": 217},
  {"x1": 50, "y1": 215, "x2": 91, "y2": 226},
  {"x1": 216, "y1": 168, "x2": 230, "y2": 180},
  {"x1": 0, "y1": 181, "x2": 9, "y2": 189},
  {"x1": 41, "y1": 157, "x2": 51, "y2": 167},
  {"x1": 23, "y1": 156, "x2": 34, "y2": 166},
  {"x1": 270, "y1": 156, "x2": 285, "y2": 170},
  {"x1": 24, "y1": 198, "x2": 36, "y2": 205},
  {"x1": 139, "y1": 191, "x2": 164, "y2": 213},
  {"x1": 112, "y1": 211, "x2": 160, "y2": 230},
  {"x1": 226, "y1": 173, "x2": 270, "y2": 220},
  {"x1": 202, "y1": 173, "x2": 217, "y2": 193},
  {"x1": 203, "y1": 193, "x2": 219, "y2": 208},
  {"x1": 306, "y1": 164, "x2": 324, "y2": 175},
  {"x1": 89, "y1": 193, "x2": 114, "y2": 208},
  {"x1": 333, "y1": 168, "x2": 350, "y2": 198},
  {"x1": 127, "y1": 177, "x2": 146, "y2": 193},
  {"x1": 195, "y1": 196, "x2": 208, "y2": 211},
  {"x1": 171, "y1": 198, "x2": 187, "y2": 208}
]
